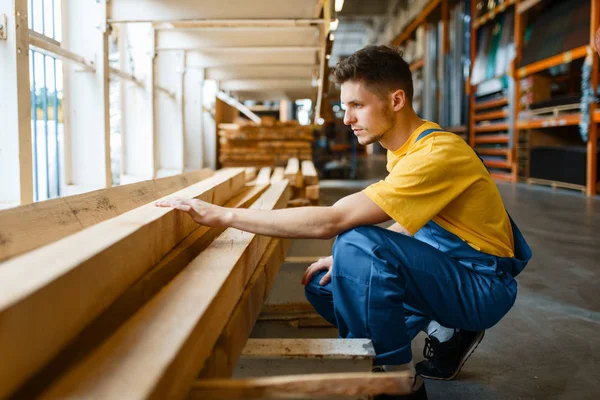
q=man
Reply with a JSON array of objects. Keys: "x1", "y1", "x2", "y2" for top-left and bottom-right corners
[{"x1": 156, "y1": 45, "x2": 532, "y2": 399}]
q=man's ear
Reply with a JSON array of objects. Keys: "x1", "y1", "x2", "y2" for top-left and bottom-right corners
[{"x1": 391, "y1": 89, "x2": 406, "y2": 112}]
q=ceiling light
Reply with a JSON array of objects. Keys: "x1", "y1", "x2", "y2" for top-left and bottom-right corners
[{"x1": 335, "y1": 0, "x2": 345, "y2": 12}]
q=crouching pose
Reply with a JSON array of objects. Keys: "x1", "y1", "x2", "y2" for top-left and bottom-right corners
[{"x1": 157, "y1": 45, "x2": 532, "y2": 399}]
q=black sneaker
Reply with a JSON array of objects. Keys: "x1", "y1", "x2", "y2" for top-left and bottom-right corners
[
  {"x1": 416, "y1": 330, "x2": 485, "y2": 380},
  {"x1": 372, "y1": 367, "x2": 428, "y2": 399}
]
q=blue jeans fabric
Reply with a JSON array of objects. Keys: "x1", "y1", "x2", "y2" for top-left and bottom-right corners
[{"x1": 304, "y1": 219, "x2": 532, "y2": 365}]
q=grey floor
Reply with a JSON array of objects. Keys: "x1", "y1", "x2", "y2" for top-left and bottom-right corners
[{"x1": 274, "y1": 154, "x2": 600, "y2": 399}]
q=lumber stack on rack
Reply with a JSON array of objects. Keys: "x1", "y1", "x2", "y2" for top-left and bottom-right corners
[
  {"x1": 0, "y1": 168, "x2": 294, "y2": 399},
  {"x1": 219, "y1": 121, "x2": 314, "y2": 168}
]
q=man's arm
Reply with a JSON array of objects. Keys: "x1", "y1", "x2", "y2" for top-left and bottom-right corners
[{"x1": 155, "y1": 191, "x2": 390, "y2": 239}]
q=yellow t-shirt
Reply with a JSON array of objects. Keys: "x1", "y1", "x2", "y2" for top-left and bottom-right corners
[{"x1": 363, "y1": 121, "x2": 515, "y2": 258}]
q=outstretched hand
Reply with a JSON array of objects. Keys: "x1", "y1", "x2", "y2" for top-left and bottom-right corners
[
  {"x1": 155, "y1": 197, "x2": 230, "y2": 228},
  {"x1": 301, "y1": 255, "x2": 333, "y2": 286}
]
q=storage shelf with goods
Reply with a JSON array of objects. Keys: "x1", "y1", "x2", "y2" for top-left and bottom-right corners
[
  {"x1": 513, "y1": 0, "x2": 599, "y2": 196},
  {"x1": 395, "y1": 0, "x2": 470, "y2": 136},
  {"x1": 469, "y1": 0, "x2": 517, "y2": 182}
]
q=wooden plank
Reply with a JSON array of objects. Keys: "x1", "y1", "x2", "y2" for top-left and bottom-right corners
[
  {"x1": 40, "y1": 181, "x2": 290, "y2": 400},
  {"x1": 517, "y1": 45, "x2": 588, "y2": 78},
  {"x1": 527, "y1": 177, "x2": 586, "y2": 193},
  {"x1": 0, "y1": 169, "x2": 213, "y2": 262},
  {"x1": 245, "y1": 167, "x2": 258, "y2": 182},
  {"x1": 198, "y1": 237, "x2": 291, "y2": 379},
  {"x1": 285, "y1": 158, "x2": 303, "y2": 187},
  {"x1": 256, "y1": 167, "x2": 273, "y2": 185},
  {"x1": 271, "y1": 167, "x2": 286, "y2": 183},
  {"x1": 305, "y1": 184, "x2": 320, "y2": 200},
  {"x1": 191, "y1": 372, "x2": 415, "y2": 399},
  {"x1": 300, "y1": 160, "x2": 318, "y2": 186},
  {"x1": 241, "y1": 339, "x2": 375, "y2": 360},
  {"x1": 0, "y1": 169, "x2": 245, "y2": 399},
  {"x1": 12, "y1": 184, "x2": 270, "y2": 400}
]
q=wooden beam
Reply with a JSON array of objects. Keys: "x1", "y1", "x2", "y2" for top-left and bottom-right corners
[
  {"x1": 301, "y1": 160, "x2": 318, "y2": 185},
  {"x1": 0, "y1": 169, "x2": 245, "y2": 399},
  {"x1": 0, "y1": 0, "x2": 33, "y2": 207},
  {"x1": 198, "y1": 237, "x2": 291, "y2": 379},
  {"x1": 588, "y1": 0, "x2": 599, "y2": 196},
  {"x1": 191, "y1": 371, "x2": 415, "y2": 399},
  {"x1": 270, "y1": 167, "x2": 286, "y2": 183},
  {"x1": 0, "y1": 169, "x2": 213, "y2": 262},
  {"x1": 240, "y1": 338, "x2": 375, "y2": 359},
  {"x1": 256, "y1": 167, "x2": 273, "y2": 185},
  {"x1": 284, "y1": 158, "x2": 303, "y2": 187},
  {"x1": 40, "y1": 181, "x2": 290, "y2": 400},
  {"x1": 12, "y1": 184, "x2": 269, "y2": 399},
  {"x1": 109, "y1": 66, "x2": 143, "y2": 86}
]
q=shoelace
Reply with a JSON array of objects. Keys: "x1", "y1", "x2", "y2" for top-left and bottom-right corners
[{"x1": 423, "y1": 337, "x2": 436, "y2": 359}]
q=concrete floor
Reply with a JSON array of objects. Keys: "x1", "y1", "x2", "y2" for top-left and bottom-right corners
[{"x1": 255, "y1": 155, "x2": 600, "y2": 399}]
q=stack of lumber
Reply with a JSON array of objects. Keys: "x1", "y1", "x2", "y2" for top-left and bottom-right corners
[
  {"x1": 249, "y1": 158, "x2": 319, "y2": 207},
  {"x1": 219, "y1": 121, "x2": 314, "y2": 168},
  {"x1": 0, "y1": 168, "x2": 292, "y2": 399}
]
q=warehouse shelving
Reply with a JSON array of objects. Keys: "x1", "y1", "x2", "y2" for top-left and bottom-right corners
[{"x1": 513, "y1": 0, "x2": 599, "y2": 196}]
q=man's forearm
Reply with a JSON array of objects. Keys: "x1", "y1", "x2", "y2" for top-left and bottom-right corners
[{"x1": 225, "y1": 206, "x2": 343, "y2": 239}]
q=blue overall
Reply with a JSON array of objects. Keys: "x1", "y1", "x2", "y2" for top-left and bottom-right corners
[{"x1": 304, "y1": 129, "x2": 533, "y2": 365}]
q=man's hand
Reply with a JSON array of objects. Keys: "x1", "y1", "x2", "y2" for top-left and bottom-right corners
[
  {"x1": 155, "y1": 197, "x2": 231, "y2": 228},
  {"x1": 301, "y1": 256, "x2": 333, "y2": 286}
]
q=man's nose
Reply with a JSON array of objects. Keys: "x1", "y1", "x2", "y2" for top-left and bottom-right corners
[{"x1": 343, "y1": 110, "x2": 355, "y2": 126}]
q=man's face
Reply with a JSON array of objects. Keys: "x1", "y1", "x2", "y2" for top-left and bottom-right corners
[{"x1": 340, "y1": 80, "x2": 395, "y2": 146}]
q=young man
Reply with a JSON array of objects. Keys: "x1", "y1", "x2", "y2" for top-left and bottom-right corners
[{"x1": 156, "y1": 45, "x2": 532, "y2": 399}]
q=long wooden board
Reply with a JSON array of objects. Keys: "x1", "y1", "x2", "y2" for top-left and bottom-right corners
[
  {"x1": 0, "y1": 168, "x2": 213, "y2": 262},
  {"x1": 11, "y1": 184, "x2": 270, "y2": 399},
  {"x1": 300, "y1": 160, "x2": 318, "y2": 186},
  {"x1": 40, "y1": 181, "x2": 290, "y2": 400},
  {"x1": 0, "y1": 168, "x2": 245, "y2": 399},
  {"x1": 191, "y1": 372, "x2": 415, "y2": 399},
  {"x1": 198, "y1": 237, "x2": 291, "y2": 379}
]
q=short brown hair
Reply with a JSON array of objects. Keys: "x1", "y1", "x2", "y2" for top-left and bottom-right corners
[{"x1": 331, "y1": 45, "x2": 413, "y2": 103}]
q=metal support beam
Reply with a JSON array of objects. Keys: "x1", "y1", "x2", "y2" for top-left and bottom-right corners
[
  {"x1": 216, "y1": 91, "x2": 262, "y2": 123},
  {"x1": 28, "y1": 29, "x2": 95, "y2": 71}
]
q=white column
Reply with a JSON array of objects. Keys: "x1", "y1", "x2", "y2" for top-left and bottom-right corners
[
  {"x1": 0, "y1": 0, "x2": 33, "y2": 207},
  {"x1": 184, "y1": 66, "x2": 205, "y2": 171},
  {"x1": 154, "y1": 50, "x2": 184, "y2": 178},
  {"x1": 62, "y1": 0, "x2": 111, "y2": 192},
  {"x1": 120, "y1": 23, "x2": 155, "y2": 184}
]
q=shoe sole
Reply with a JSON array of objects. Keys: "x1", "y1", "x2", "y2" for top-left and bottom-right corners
[{"x1": 421, "y1": 330, "x2": 485, "y2": 381}]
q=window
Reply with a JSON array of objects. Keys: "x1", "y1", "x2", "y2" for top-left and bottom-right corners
[{"x1": 28, "y1": 0, "x2": 63, "y2": 201}]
